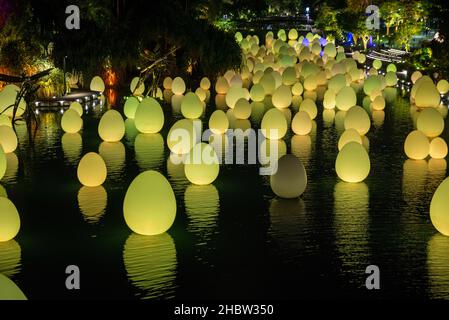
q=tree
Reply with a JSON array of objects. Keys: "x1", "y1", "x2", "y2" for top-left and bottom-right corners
[
  {"x1": 379, "y1": 1, "x2": 402, "y2": 36},
  {"x1": 315, "y1": 2, "x2": 342, "y2": 41}
]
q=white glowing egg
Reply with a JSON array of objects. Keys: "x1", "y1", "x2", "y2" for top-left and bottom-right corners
[
  {"x1": 184, "y1": 143, "x2": 220, "y2": 185},
  {"x1": 200, "y1": 77, "x2": 211, "y2": 90},
  {"x1": 335, "y1": 86, "x2": 356, "y2": 111},
  {"x1": 90, "y1": 76, "x2": 105, "y2": 93},
  {"x1": 0, "y1": 126, "x2": 18, "y2": 153},
  {"x1": 215, "y1": 76, "x2": 230, "y2": 94},
  {"x1": 430, "y1": 177, "x2": 449, "y2": 236},
  {"x1": 270, "y1": 154, "x2": 307, "y2": 198},
  {"x1": 195, "y1": 87, "x2": 207, "y2": 102},
  {"x1": 69, "y1": 102, "x2": 83, "y2": 117},
  {"x1": 416, "y1": 108, "x2": 444, "y2": 138},
  {"x1": 291, "y1": 111, "x2": 312, "y2": 135},
  {"x1": 134, "y1": 97, "x2": 164, "y2": 133},
  {"x1": 344, "y1": 106, "x2": 371, "y2": 135},
  {"x1": 385, "y1": 72, "x2": 398, "y2": 87},
  {"x1": 335, "y1": 142, "x2": 370, "y2": 183},
  {"x1": 124, "y1": 96, "x2": 140, "y2": 119},
  {"x1": 338, "y1": 128, "x2": 362, "y2": 151},
  {"x1": 0, "y1": 197, "x2": 20, "y2": 242},
  {"x1": 411, "y1": 71, "x2": 423, "y2": 84},
  {"x1": 272, "y1": 85, "x2": 292, "y2": 109},
  {"x1": 299, "y1": 99, "x2": 317, "y2": 120},
  {"x1": 303, "y1": 75, "x2": 318, "y2": 91},
  {"x1": 291, "y1": 82, "x2": 303, "y2": 96},
  {"x1": 130, "y1": 77, "x2": 145, "y2": 96},
  {"x1": 124, "y1": 170, "x2": 176, "y2": 235},
  {"x1": 415, "y1": 81, "x2": 441, "y2": 108},
  {"x1": 430, "y1": 137, "x2": 448, "y2": 159},
  {"x1": 167, "y1": 119, "x2": 198, "y2": 155},
  {"x1": 172, "y1": 77, "x2": 186, "y2": 95},
  {"x1": 404, "y1": 130, "x2": 430, "y2": 160},
  {"x1": 77, "y1": 152, "x2": 107, "y2": 187},
  {"x1": 373, "y1": 60, "x2": 382, "y2": 70},
  {"x1": 98, "y1": 110, "x2": 125, "y2": 142},
  {"x1": 261, "y1": 108, "x2": 287, "y2": 140},
  {"x1": 181, "y1": 92, "x2": 203, "y2": 119}
]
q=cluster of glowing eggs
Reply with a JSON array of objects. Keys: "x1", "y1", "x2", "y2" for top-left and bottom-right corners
[
  {"x1": 124, "y1": 97, "x2": 140, "y2": 119},
  {"x1": 270, "y1": 154, "x2": 307, "y2": 198},
  {"x1": 184, "y1": 143, "x2": 220, "y2": 185},
  {"x1": 77, "y1": 152, "x2": 107, "y2": 187},
  {"x1": 291, "y1": 111, "x2": 312, "y2": 135},
  {"x1": 215, "y1": 77, "x2": 230, "y2": 94},
  {"x1": 90, "y1": 76, "x2": 105, "y2": 93},
  {"x1": 272, "y1": 85, "x2": 292, "y2": 109},
  {"x1": 98, "y1": 110, "x2": 125, "y2": 142},
  {"x1": 430, "y1": 177, "x2": 449, "y2": 236},
  {"x1": 429, "y1": 137, "x2": 448, "y2": 159},
  {"x1": 372, "y1": 95, "x2": 386, "y2": 111},
  {"x1": 226, "y1": 85, "x2": 248, "y2": 109},
  {"x1": 134, "y1": 97, "x2": 164, "y2": 133},
  {"x1": 437, "y1": 79, "x2": 449, "y2": 94},
  {"x1": 415, "y1": 80, "x2": 441, "y2": 108},
  {"x1": 299, "y1": 99, "x2": 318, "y2": 120},
  {"x1": 338, "y1": 129, "x2": 362, "y2": 151},
  {"x1": 234, "y1": 98, "x2": 251, "y2": 120},
  {"x1": 130, "y1": 77, "x2": 145, "y2": 96},
  {"x1": 61, "y1": 109, "x2": 83, "y2": 134},
  {"x1": 261, "y1": 108, "x2": 287, "y2": 140},
  {"x1": 167, "y1": 119, "x2": 198, "y2": 154},
  {"x1": 0, "y1": 274, "x2": 27, "y2": 300},
  {"x1": 69, "y1": 102, "x2": 83, "y2": 117},
  {"x1": 404, "y1": 130, "x2": 430, "y2": 160},
  {"x1": 344, "y1": 106, "x2": 371, "y2": 135},
  {"x1": 335, "y1": 142, "x2": 370, "y2": 183},
  {"x1": 171, "y1": 77, "x2": 186, "y2": 95},
  {"x1": 163, "y1": 77, "x2": 173, "y2": 90},
  {"x1": 123, "y1": 170, "x2": 176, "y2": 235},
  {"x1": 209, "y1": 110, "x2": 229, "y2": 135},
  {"x1": 250, "y1": 84, "x2": 265, "y2": 102},
  {"x1": 181, "y1": 92, "x2": 203, "y2": 119},
  {"x1": 0, "y1": 197, "x2": 20, "y2": 242},
  {"x1": 416, "y1": 108, "x2": 444, "y2": 138},
  {"x1": 0, "y1": 146, "x2": 6, "y2": 180},
  {"x1": 335, "y1": 86, "x2": 356, "y2": 111},
  {"x1": 0, "y1": 126, "x2": 18, "y2": 153}
]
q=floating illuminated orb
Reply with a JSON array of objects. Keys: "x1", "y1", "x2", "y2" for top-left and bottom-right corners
[
  {"x1": 226, "y1": 85, "x2": 248, "y2": 109},
  {"x1": 130, "y1": 77, "x2": 145, "y2": 96},
  {"x1": 344, "y1": 106, "x2": 371, "y2": 135},
  {"x1": 299, "y1": 99, "x2": 317, "y2": 120},
  {"x1": 291, "y1": 82, "x2": 303, "y2": 96},
  {"x1": 415, "y1": 81, "x2": 441, "y2": 108},
  {"x1": 338, "y1": 128, "x2": 362, "y2": 151},
  {"x1": 209, "y1": 110, "x2": 229, "y2": 135},
  {"x1": 272, "y1": 85, "x2": 292, "y2": 109},
  {"x1": 373, "y1": 60, "x2": 382, "y2": 70},
  {"x1": 215, "y1": 76, "x2": 230, "y2": 94},
  {"x1": 291, "y1": 111, "x2": 312, "y2": 136},
  {"x1": 411, "y1": 71, "x2": 423, "y2": 84},
  {"x1": 195, "y1": 88, "x2": 207, "y2": 102},
  {"x1": 69, "y1": 102, "x2": 83, "y2": 117},
  {"x1": 0, "y1": 126, "x2": 18, "y2": 153},
  {"x1": 77, "y1": 152, "x2": 107, "y2": 187},
  {"x1": 124, "y1": 97, "x2": 140, "y2": 119},
  {"x1": 184, "y1": 143, "x2": 220, "y2": 185},
  {"x1": 404, "y1": 130, "x2": 430, "y2": 160},
  {"x1": 0, "y1": 114, "x2": 11, "y2": 128},
  {"x1": 61, "y1": 109, "x2": 82, "y2": 134},
  {"x1": 416, "y1": 108, "x2": 444, "y2": 138},
  {"x1": 270, "y1": 154, "x2": 307, "y2": 198},
  {"x1": 335, "y1": 141, "x2": 370, "y2": 183},
  {"x1": 172, "y1": 77, "x2": 186, "y2": 95},
  {"x1": 124, "y1": 170, "x2": 176, "y2": 235},
  {"x1": 250, "y1": 84, "x2": 265, "y2": 102},
  {"x1": 98, "y1": 110, "x2": 125, "y2": 142},
  {"x1": 200, "y1": 77, "x2": 211, "y2": 91},
  {"x1": 372, "y1": 95, "x2": 386, "y2": 111},
  {"x1": 335, "y1": 86, "x2": 356, "y2": 111},
  {"x1": 181, "y1": 92, "x2": 203, "y2": 119},
  {"x1": 167, "y1": 119, "x2": 198, "y2": 155},
  {"x1": 0, "y1": 197, "x2": 20, "y2": 242},
  {"x1": 134, "y1": 97, "x2": 164, "y2": 133},
  {"x1": 430, "y1": 137, "x2": 448, "y2": 159},
  {"x1": 234, "y1": 98, "x2": 251, "y2": 120},
  {"x1": 0, "y1": 146, "x2": 6, "y2": 180},
  {"x1": 430, "y1": 177, "x2": 449, "y2": 236},
  {"x1": 163, "y1": 77, "x2": 173, "y2": 90},
  {"x1": 261, "y1": 108, "x2": 287, "y2": 140},
  {"x1": 385, "y1": 72, "x2": 398, "y2": 87},
  {"x1": 0, "y1": 274, "x2": 27, "y2": 300},
  {"x1": 90, "y1": 76, "x2": 105, "y2": 93},
  {"x1": 363, "y1": 76, "x2": 381, "y2": 96},
  {"x1": 437, "y1": 79, "x2": 449, "y2": 95}
]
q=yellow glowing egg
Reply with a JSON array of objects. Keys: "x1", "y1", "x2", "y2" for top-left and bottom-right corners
[
  {"x1": 181, "y1": 92, "x2": 203, "y2": 119},
  {"x1": 98, "y1": 110, "x2": 125, "y2": 142},
  {"x1": 344, "y1": 106, "x2": 371, "y2": 135},
  {"x1": 299, "y1": 99, "x2": 317, "y2": 120},
  {"x1": 416, "y1": 108, "x2": 444, "y2": 138},
  {"x1": 372, "y1": 95, "x2": 386, "y2": 111},
  {"x1": 0, "y1": 126, "x2": 18, "y2": 154},
  {"x1": 335, "y1": 86, "x2": 356, "y2": 111},
  {"x1": 69, "y1": 102, "x2": 83, "y2": 117},
  {"x1": 0, "y1": 146, "x2": 6, "y2": 180},
  {"x1": 282, "y1": 67, "x2": 297, "y2": 86},
  {"x1": 123, "y1": 170, "x2": 176, "y2": 235},
  {"x1": 184, "y1": 143, "x2": 219, "y2": 185},
  {"x1": 373, "y1": 60, "x2": 382, "y2": 70},
  {"x1": 272, "y1": 85, "x2": 292, "y2": 109},
  {"x1": 90, "y1": 76, "x2": 105, "y2": 93},
  {"x1": 77, "y1": 152, "x2": 107, "y2": 187},
  {"x1": 0, "y1": 114, "x2": 11, "y2": 128},
  {"x1": 430, "y1": 177, "x2": 449, "y2": 236},
  {"x1": 259, "y1": 73, "x2": 276, "y2": 96},
  {"x1": 61, "y1": 109, "x2": 82, "y2": 134},
  {"x1": 291, "y1": 82, "x2": 303, "y2": 96},
  {"x1": 292, "y1": 111, "x2": 312, "y2": 135},
  {"x1": 404, "y1": 130, "x2": 430, "y2": 160},
  {"x1": 167, "y1": 119, "x2": 198, "y2": 155},
  {"x1": 0, "y1": 197, "x2": 20, "y2": 242},
  {"x1": 163, "y1": 77, "x2": 173, "y2": 90},
  {"x1": 411, "y1": 71, "x2": 423, "y2": 84},
  {"x1": 415, "y1": 81, "x2": 441, "y2": 108},
  {"x1": 328, "y1": 74, "x2": 346, "y2": 93},
  {"x1": 215, "y1": 76, "x2": 230, "y2": 94},
  {"x1": 225, "y1": 85, "x2": 247, "y2": 109},
  {"x1": 270, "y1": 154, "x2": 307, "y2": 198},
  {"x1": 386, "y1": 63, "x2": 397, "y2": 73},
  {"x1": 234, "y1": 98, "x2": 251, "y2": 120},
  {"x1": 172, "y1": 77, "x2": 186, "y2": 95},
  {"x1": 250, "y1": 83, "x2": 265, "y2": 102},
  {"x1": 0, "y1": 274, "x2": 27, "y2": 300},
  {"x1": 430, "y1": 137, "x2": 448, "y2": 159},
  {"x1": 261, "y1": 108, "x2": 287, "y2": 139},
  {"x1": 200, "y1": 77, "x2": 211, "y2": 91},
  {"x1": 209, "y1": 110, "x2": 229, "y2": 135},
  {"x1": 303, "y1": 75, "x2": 318, "y2": 91},
  {"x1": 124, "y1": 96, "x2": 140, "y2": 119},
  {"x1": 363, "y1": 76, "x2": 381, "y2": 96},
  {"x1": 324, "y1": 43, "x2": 337, "y2": 58},
  {"x1": 288, "y1": 28, "x2": 298, "y2": 40},
  {"x1": 134, "y1": 97, "x2": 164, "y2": 133},
  {"x1": 338, "y1": 128, "x2": 362, "y2": 151},
  {"x1": 437, "y1": 79, "x2": 449, "y2": 95},
  {"x1": 385, "y1": 72, "x2": 398, "y2": 87},
  {"x1": 195, "y1": 88, "x2": 207, "y2": 102},
  {"x1": 130, "y1": 77, "x2": 145, "y2": 96},
  {"x1": 335, "y1": 142, "x2": 370, "y2": 183}
]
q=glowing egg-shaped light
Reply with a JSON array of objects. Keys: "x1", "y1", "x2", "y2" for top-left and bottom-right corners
[
  {"x1": 195, "y1": 88, "x2": 207, "y2": 102},
  {"x1": 363, "y1": 76, "x2": 381, "y2": 96},
  {"x1": 261, "y1": 108, "x2": 287, "y2": 139},
  {"x1": 291, "y1": 82, "x2": 303, "y2": 96},
  {"x1": 0, "y1": 197, "x2": 20, "y2": 242},
  {"x1": 61, "y1": 109, "x2": 82, "y2": 134},
  {"x1": 0, "y1": 114, "x2": 11, "y2": 128},
  {"x1": 338, "y1": 128, "x2": 362, "y2": 151},
  {"x1": 123, "y1": 170, "x2": 176, "y2": 235},
  {"x1": 163, "y1": 77, "x2": 173, "y2": 90},
  {"x1": 411, "y1": 71, "x2": 423, "y2": 84},
  {"x1": 437, "y1": 79, "x2": 449, "y2": 95},
  {"x1": 90, "y1": 76, "x2": 105, "y2": 93},
  {"x1": 282, "y1": 67, "x2": 297, "y2": 85},
  {"x1": 124, "y1": 96, "x2": 140, "y2": 119},
  {"x1": 215, "y1": 76, "x2": 230, "y2": 94},
  {"x1": 134, "y1": 97, "x2": 164, "y2": 133},
  {"x1": 209, "y1": 110, "x2": 229, "y2": 135},
  {"x1": 98, "y1": 110, "x2": 125, "y2": 142},
  {"x1": 303, "y1": 75, "x2": 318, "y2": 91},
  {"x1": 260, "y1": 73, "x2": 276, "y2": 95},
  {"x1": 416, "y1": 108, "x2": 444, "y2": 138},
  {"x1": 299, "y1": 99, "x2": 317, "y2": 120},
  {"x1": 415, "y1": 81, "x2": 441, "y2": 108},
  {"x1": 181, "y1": 92, "x2": 203, "y2": 119},
  {"x1": 167, "y1": 119, "x2": 198, "y2": 155},
  {"x1": 385, "y1": 72, "x2": 398, "y2": 87},
  {"x1": 323, "y1": 43, "x2": 337, "y2": 58},
  {"x1": 250, "y1": 83, "x2": 265, "y2": 102},
  {"x1": 225, "y1": 85, "x2": 247, "y2": 109},
  {"x1": 344, "y1": 106, "x2": 371, "y2": 135},
  {"x1": 199, "y1": 77, "x2": 211, "y2": 91},
  {"x1": 270, "y1": 154, "x2": 307, "y2": 198},
  {"x1": 0, "y1": 274, "x2": 27, "y2": 300},
  {"x1": 272, "y1": 85, "x2": 292, "y2": 109},
  {"x1": 69, "y1": 102, "x2": 83, "y2": 117},
  {"x1": 404, "y1": 130, "x2": 430, "y2": 160},
  {"x1": 184, "y1": 143, "x2": 219, "y2": 185},
  {"x1": 386, "y1": 63, "x2": 397, "y2": 73},
  {"x1": 373, "y1": 60, "x2": 382, "y2": 70},
  {"x1": 372, "y1": 95, "x2": 386, "y2": 111},
  {"x1": 0, "y1": 146, "x2": 6, "y2": 180},
  {"x1": 0, "y1": 126, "x2": 18, "y2": 153},
  {"x1": 430, "y1": 137, "x2": 448, "y2": 159},
  {"x1": 77, "y1": 152, "x2": 107, "y2": 187},
  {"x1": 288, "y1": 29, "x2": 298, "y2": 40},
  {"x1": 291, "y1": 111, "x2": 312, "y2": 135},
  {"x1": 234, "y1": 98, "x2": 251, "y2": 120},
  {"x1": 335, "y1": 86, "x2": 356, "y2": 111},
  {"x1": 335, "y1": 142, "x2": 370, "y2": 183},
  {"x1": 130, "y1": 77, "x2": 145, "y2": 96},
  {"x1": 430, "y1": 177, "x2": 449, "y2": 236},
  {"x1": 171, "y1": 77, "x2": 186, "y2": 95}
]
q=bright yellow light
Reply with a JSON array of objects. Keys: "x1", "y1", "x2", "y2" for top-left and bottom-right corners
[
  {"x1": 335, "y1": 141, "x2": 370, "y2": 183},
  {"x1": 167, "y1": 119, "x2": 198, "y2": 155},
  {"x1": 335, "y1": 86, "x2": 356, "y2": 111},
  {"x1": 417, "y1": 108, "x2": 444, "y2": 138},
  {"x1": 209, "y1": 110, "x2": 229, "y2": 135},
  {"x1": 124, "y1": 97, "x2": 140, "y2": 119},
  {"x1": 135, "y1": 133, "x2": 164, "y2": 171},
  {"x1": 372, "y1": 95, "x2": 386, "y2": 111},
  {"x1": 134, "y1": 97, "x2": 164, "y2": 133},
  {"x1": 90, "y1": 76, "x2": 105, "y2": 93},
  {"x1": 123, "y1": 170, "x2": 177, "y2": 235},
  {"x1": 181, "y1": 92, "x2": 203, "y2": 119},
  {"x1": 172, "y1": 77, "x2": 186, "y2": 95},
  {"x1": 0, "y1": 146, "x2": 6, "y2": 180},
  {"x1": 130, "y1": 77, "x2": 145, "y2": 96},
  {"x1": 225, "y1": 85, "x2": 248, "y2": 109},
  {"x1": 411, "y1": 71, "x2": 422, "y2": 84},
  {"x1": 430, "y1": 137, "x2": 448, "y2": 159},
  {"x1": 338, "y1": 128, "x2": 362, "y2": 151},
  {"x1": 385, "y1": 72, "x2": 398, "y2": 87},
  {"x1": 0, "y1": 274, "x2": 27, "y2": 300},
  {"x1": 299, "y1": 98, "x2": 317, "y2": 120},
  {"x1": 234, "y1": 98, "x2": 251, "y2": 119},
  {"x1": 270, "y1": 154, "x2": 307, "y2": 198},
  {"x1": 373, "y1": 60, "x2": 382, "y2": 70},
  {"x1": 259, "y1": 73, "x2": 276, "y2": 95},
  {"x1": 163, "y1": 77, "x2": 173, "y2": 90},
  {"x1": 272, "y1": 85, "x2": 292, "y2": 109},
  {"x1": 69, "y1": 102, "x2": 83, "y2": 117},
  {"x1": 0, "y1": 197, "x2": 20, "y2": 242},
  {"x1": 415, "y1": 81, "x2": 441, "y2": 108},
  {"x1": 98, "y1": 110, "x2": 125, "y2": 142},
  {"x1": 344, "y1": 106, "x2": 371, "y2": 135},
  {"x1": 430, "y1": 177, "x2": 449, "y2": 236},
  {"x1": 0, "y1": 126, "x2": 18, "y2": 153},
  {"x1": 184, "y1": 143, "x2": 220, "y2": 185},
  {"x1": 215, "y1": 76, "x2": 230, "y2": 94},
  {"x1": 250, "y1": 84, "x2": 265, "y2": 102},
  {"x1": 200, "y1": 77, "x2": 211, "y2": 90},
  {"x1": 195, "y1": 87, "x2": 207, "y2": 102},
  {"x1": 78, "y1": 186, "x2": 107, "y2": 224},
  {"x1": 77, "y1": 152, "x2": 107, "y2": 187},
  {"x1": 404, "y1": 130, "x2": 430, "y2": 160},
  {"x1": 291, "y1": 110, "x2": 312, "y2": 135},
  {"x1": 303, "y1": 75, "x2": 318, "y2": 91},
  {"x1": 437, "y1": 79, "x2": 449, "y2": 95},
  {"x1": 61, "y1": 109, "x2": 82, "y2": 134},
  {"x1": 261, "y1": 108, "x2": 287, "y2": 139}
]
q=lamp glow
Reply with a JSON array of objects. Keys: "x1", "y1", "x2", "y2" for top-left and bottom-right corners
[
  {"x1": 272, "y1": 85, "x2": 292, "y2": 109},
  {"x1": 335, "y1": 86, "x2": 356, "y2": 111},
  {"x1": 130, "y1": 77, "x2": 145, "y2": 95},
  {"x1": 250, "y1": 84, "x2": 265, "y2": 102},
  {"x1": 69, "y1": 102, "x2": 83, "y2": 117},
  {"x1": 77, "y1": 152, "x2": 107, "y2": 187},
  {"x1": 134, "y1": 97, "x2": 164, "y2": 133},
  {"x1": 0, "y1": 126, "x2": 18, "y2": 153},
  {"x1": 90, "y1": 76, "x2": 105, "y2": 93},
  {"x1": 415, "y1": 81, "x2": 441, "y2": 108},
  {"x1": 338, "y1": 128, "x2": 362, "y2": 151},
  {"x1": 417, "y1": 108, "x2": 444, "y2": 138},
  {"x1": 167, "y1": 119, "x2": 198, "y2": 155},
  {"x1": 0, "y1": 197, "x2": 20, "y2": 242},
  {"x1": 335, "y1": 141, "x2": 370, "y2": 183},
  {"x1": 299, "y1": 99, "x2": 317, "y2": 120},
  {"x1": 61, "y1": 109, "x2": 82, "y2": 134},
  {"x1": 98, "y1": 110, "x2": 125, "y2": 142},
  {"x1": 344, "y1": 106, "x2": 371, "y2": 135},
  {"x1": 430, "y1": 137, "x2": 448, "y2": 159},
  {"x1": 215, "y1": 76, "x2": 230, "y2": 94},
  {"x1": 261, "y1": 108, "x2": 288, "y2": 139},
  {"x1": 172, "y1": 77, "x2": 186, "y2": 95},
  {"x1": 437, "y1": 79, "x2": 449, "y2": 95},
  {"x1": 404, "y1": 130, "x2": 430, "y2": 160},
  {"x1": 124, "y1": 97, "x2": 140, "y2": 119},
  {"x1": 234, "y1": 98, "x2": 251, "y2": 120},
  {"x1": 209, "y1": 110, "x2": 229, "y2": 134},
  {"x1": 181, "y1": 92, "x2": 203, "y2": 119},
  {"x1": 291, "y1": 111, "x2": 312, "y2": 135},
  {"x1": 184, "y1": 143, "x2": 220, "y2": 185},
  {"x1": 0, "y1": 274, "x2": 27, "y2": 300},
  {"x1": 372, "y1": 95, "x2": 386, "y2": 111}
]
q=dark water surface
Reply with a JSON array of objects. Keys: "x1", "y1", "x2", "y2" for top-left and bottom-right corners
[{"x1": 1, "y1": 86, "x2": 449, "y2": 300}]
